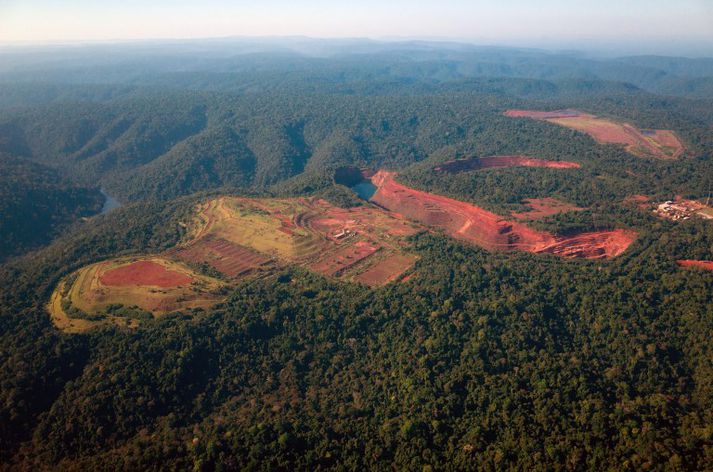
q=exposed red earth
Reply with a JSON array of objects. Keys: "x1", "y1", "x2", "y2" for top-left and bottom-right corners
[
  {"x1": 309, "y1": 203, "x2": 419, "y2": 239},
  {"x1": 677, "y1": 260, "x2": 713, "y2": 271},
  {"x1": 434, "y1": 155, "x2": 581, "y2": 173},
  {"x1": 504, "y1": 109, "x2": 684, "y2": 159},
  {"x1": 308, "y1": 240, "x2": 380, "y2": 277},
  {"x1": 354, "y1": 253, "x2": 416, "y2": 286},
  {"x1": 99, "y1": 261, "x2": 194, "y2": 287},
  {"x1": 510, "y1": 198, "x2": 584, "y2": 220},
  {"x1": 369, "y1": 171, "x2": 635, "y2": 259},
  {"x1": 172, "y1": 235, "x2": 271, "y2": 278},
  {"x1": 400, "y1": 273, "x2": 415, "y2": 283},
  {"x1": 651, "y1": 130, "x2": 682, "y2": 149},
  {"x1": 538, "y1": 229, "x2": 637, "y2": 259},
  {"x1": 504, "y1": 109, "x2": 582, "y2": 119},
  {"x1": 174, "y1": 196, "x2": 423, "y2": 285}
]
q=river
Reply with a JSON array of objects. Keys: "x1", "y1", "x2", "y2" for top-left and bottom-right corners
[{"x1": 100, "y1": 188, "x2": 121, "y2": 214}]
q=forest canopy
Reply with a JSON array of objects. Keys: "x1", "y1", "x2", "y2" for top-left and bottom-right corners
[{"x1": 1, "y1": 41, "x2": 713, "y2": 470}]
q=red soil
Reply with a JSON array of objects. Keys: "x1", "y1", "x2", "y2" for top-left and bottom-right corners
[
  {"x1": 677, "y1": 260, "x2": 713, "y2": 271},
  {"x1": 505, "y1": 109, "x2": 684, "y2": 159},
  {"x1": 554, "y1": 118, "x2": 640, "y2": 147},
  {"x1": 277, "y1": 225, "x2": 295, "y2": 236},
  {"x1": 354, "y1": 253, "x2": 416, "y2": 287},
  {"x1": 309, "y1": 240, "x2": 380, "y2": 277},
  {"x1": 100, "y1": 261, "x2": 193, "y2": 287},
  {"x1": 369, "y1": 171, "x2": 636, "y2": 259},
  {"x1": 511, "y1": 198, "x2": 584, "y2": 220},
  {"x1": 538, "y1": 229, "x2": 637, "y2": 259},
  {"x1": 435, "y1": 155, "x2": 581, "y2": 173},
  {"x1": 370, "y1": 171, "x2": 550, "y2": 252},
  {"x1": 309, "y1": 202, "x2": 420, "y2": 238},
  {"x1": 400, "y1": 273, "x2": 415, "y2": 283},
  {"x1": 504, "y1": 109, "x2": 583, "y2": 119},
  {"x1": 652, "y1": 130, "x2": 683, "y2": 152},
  {"x1": 173, "y1": 235, "x2": 270, "y2": 278}
]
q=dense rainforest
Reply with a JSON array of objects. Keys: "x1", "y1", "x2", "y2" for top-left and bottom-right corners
[
  {"x1": 0, "y1": 153, "x2": 103, "y2": 261},
  {"x1": 1, "y1": 40, "x2": 712, "y2": 470}
]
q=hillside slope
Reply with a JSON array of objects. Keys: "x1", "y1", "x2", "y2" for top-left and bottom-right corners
[{"x1": 0, "y1": 153, "x2": 103, "y2": 261}]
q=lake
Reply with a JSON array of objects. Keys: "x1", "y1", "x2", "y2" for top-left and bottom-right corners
[{"x1": 351, "y1": 181, "x2": 377, "y2": 200}]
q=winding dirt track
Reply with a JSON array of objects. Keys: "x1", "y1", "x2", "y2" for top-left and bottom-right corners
[{"x1": 369, "y1": 171, "x2": 636, "y2": 259}]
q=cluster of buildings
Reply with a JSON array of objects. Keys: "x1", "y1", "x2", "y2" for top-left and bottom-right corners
[{"x1": 654, "y1": 200, "x2": 713, "y2": 221}]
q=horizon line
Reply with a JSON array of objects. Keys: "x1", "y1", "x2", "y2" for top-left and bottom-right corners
[{"x1": 1, "y1": 34, "x2": 712, "y2": 59}]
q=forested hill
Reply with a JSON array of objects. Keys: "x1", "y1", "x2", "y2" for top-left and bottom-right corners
[
  {"x1": 1, "y1": 40, "x2": 713, "y2": 470},
  {"x1": 0, "y1": 153, "x2": 103, "y2": 261},
  {"x1": 1, "y1": 83, "x2": 712, "y2": 206},
  {"x1": 1, "y1": 193, "x2": 712, "y2": 470},
  {"x1": 3, "y1": 40, "x2": 713, "y2": 98}
]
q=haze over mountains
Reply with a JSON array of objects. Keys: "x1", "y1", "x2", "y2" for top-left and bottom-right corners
[{"x1": 3, "y1": 38, "x2": 713, "y2": 98}]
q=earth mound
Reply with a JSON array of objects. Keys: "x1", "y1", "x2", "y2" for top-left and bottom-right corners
[{"x1": 48, "y1": 257, "x2": 225, "y2": 333}]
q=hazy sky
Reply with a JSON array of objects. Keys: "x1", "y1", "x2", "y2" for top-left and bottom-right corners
[{"x1": 1, "y1": 0, "x2": 712, "y2": 51}]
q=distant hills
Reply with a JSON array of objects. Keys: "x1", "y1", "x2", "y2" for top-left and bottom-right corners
[
  {"x1": 0, "y1": 39, "x2": 712, "y2": 258},
  {"x1": 2, "y1": 39, "x2": 713, "y2": 98}
]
